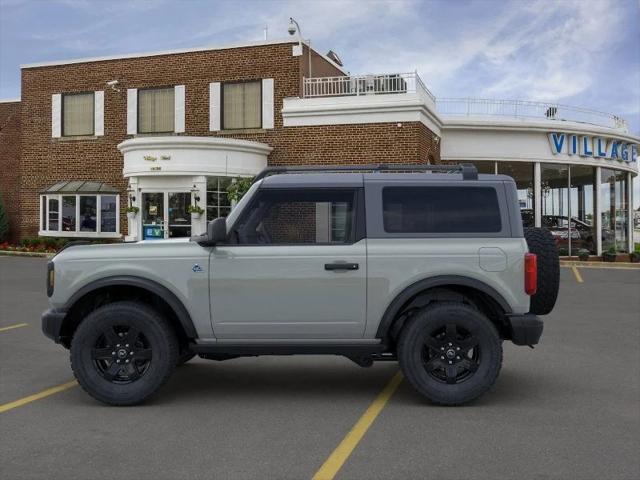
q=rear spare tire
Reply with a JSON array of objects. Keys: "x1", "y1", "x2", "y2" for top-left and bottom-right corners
[{"x1": 524, "y1": 227, "x2": 559, "y2": 315}]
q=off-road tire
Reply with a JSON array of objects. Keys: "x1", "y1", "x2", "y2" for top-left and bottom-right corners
[
  {"x1": 524, "y1": 227, "x2": 560, "y2": 315},
  {"x1": 398, "y1": 302, "x2": 502, "y2": 406},
  {"x1": 70, "y1": 301, "x2": 178, "y2": 406}
]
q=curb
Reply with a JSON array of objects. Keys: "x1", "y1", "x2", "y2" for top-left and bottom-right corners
[
  {"x1": 560, "y1": 260, "x2": 640, "y2": 269},
  {"x1": 0, "y1": 250, "x2": 55, "y2": 258}
]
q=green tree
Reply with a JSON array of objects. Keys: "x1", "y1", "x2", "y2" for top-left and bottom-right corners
[
  {"x1": 226, "y1": 177, "x2": 254, "y2": 203},
  {"x1": 0, "y1": 195, "x2": 9, "y2": 242}
]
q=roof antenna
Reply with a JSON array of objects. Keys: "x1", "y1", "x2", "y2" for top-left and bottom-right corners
[{"x1": 263, "y1": 25, "x2": 268, "y2": 41}]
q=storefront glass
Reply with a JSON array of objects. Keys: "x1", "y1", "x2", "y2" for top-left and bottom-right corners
[
  {"x1": 206, "y1": 176, "x2": 233, "y2": 221},
  {"x1": 541, "y1": 164, "x2": 570, "y2": 255},
  {"x1": 497, "y1": 162, "x2": 534, "y2": 227},
  {"x1": 601, "y1": 168, "x2": 629, "y2": 253},
  {"x1": 569, "y1": 166, "x2": 596, "y2": 254}
]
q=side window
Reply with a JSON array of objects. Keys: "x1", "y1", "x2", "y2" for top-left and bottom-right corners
[
  {"x1": 231, "y1": 189, "x2": 356, "y2": 245},
  {"x1": 382, "y1": 186, "x2": 502, "y2": 233}
]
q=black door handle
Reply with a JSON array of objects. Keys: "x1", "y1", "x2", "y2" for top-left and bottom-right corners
[{"x1": 325, "y1": 262, "x2": 359, "y2": 271}]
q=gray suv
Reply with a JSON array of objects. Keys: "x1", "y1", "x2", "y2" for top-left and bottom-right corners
[{"x1": 42, "y1": 164, "x2": 559, "y2": 406}]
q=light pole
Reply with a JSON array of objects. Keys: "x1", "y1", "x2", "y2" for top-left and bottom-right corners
[{"x1": 288, "y1": 17, "x2": 312, "y2": 81}]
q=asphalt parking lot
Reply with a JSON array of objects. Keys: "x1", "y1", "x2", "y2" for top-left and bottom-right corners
[{"x1": 1, "y1": 256, "x2": 639, "y2": 480}]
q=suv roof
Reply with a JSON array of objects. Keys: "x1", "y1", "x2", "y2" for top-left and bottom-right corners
[{"x1": 260, "y1": 172, "x2": 515, "y2": 189}]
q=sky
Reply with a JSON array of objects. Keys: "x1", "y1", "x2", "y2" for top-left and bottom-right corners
[{"x1": 1, "y1": 0, "x2": 639, "y2": 201}]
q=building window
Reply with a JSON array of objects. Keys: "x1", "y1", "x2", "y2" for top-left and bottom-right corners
[
  {"x1": 62, "y1": 92, "x2": 94, "y2": 136},
  {"x1": 206, "y1": 176, "x2": 233, "y2": 221},
  {"x1": 138, "y1": 87, "x2": 175, "y2": 133},
  {"x1": 569, "y1": 165, "x2": 596, "y2": 255},
  {"x1": 601, "y1": 168, "x2": 629, "y2": 253},
  {"x1": 222, "y1": 81, "x2": 261, "y2": 130},
  {"x1": 497, "y1": 162, "x2": 535, "y2": 227},
  {"x1": 40, "y1": 192, "x2": 120, "y2": 237},
  {"x1": 101, "y1": 195, "x2": 118, "y2": 233},
  {"x1": 79, "y1": 196, "x2": 97, "y2": 232}
]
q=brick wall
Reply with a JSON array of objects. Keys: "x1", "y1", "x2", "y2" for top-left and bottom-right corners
[
  {"x1": 0, "y1": 101, "x2": 21, "y2": 242},
  {"x1": 17, "y1": 41, "x2": 440, "y2": 240}
]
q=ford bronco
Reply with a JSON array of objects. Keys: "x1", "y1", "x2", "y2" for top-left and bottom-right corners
[{"x1": 42, "y1": 164, "x2": 559, "y2": 406}]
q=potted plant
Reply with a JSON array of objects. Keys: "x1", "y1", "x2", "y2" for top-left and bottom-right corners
[
  {"x1": 603, "y1": 245, "x2": 617, "y2": 262},
  {"x1": 187, "y1": 204, "x2": 204, "y2": 220},
  {"x1": 125, "y1": 206, "x2": 139, "y2": 220},
  {"x1": 630, "y1": 246, "x2": 640, "y2": 263},
  {"x1": 577, "y1": 248, "x2": 590, "y2": 261}
]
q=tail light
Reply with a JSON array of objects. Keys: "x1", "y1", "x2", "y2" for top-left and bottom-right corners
[{"x1": 524, "y1": 253, "x2": 537, "y2": 295}]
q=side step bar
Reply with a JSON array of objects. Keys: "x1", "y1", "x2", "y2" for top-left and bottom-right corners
[{"x1": 190, "y1": 343, "x2": 388, "y2": 357}]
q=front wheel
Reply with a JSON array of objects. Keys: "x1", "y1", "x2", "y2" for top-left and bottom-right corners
[
  {"x1": 70, "y1": 301, "x2": 178, "y2": 406},
  {"x1": 398, "y1": 302, "x2": 502, "y2": 406}
]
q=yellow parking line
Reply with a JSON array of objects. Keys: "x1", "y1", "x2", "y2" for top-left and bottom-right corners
[
  {"x1": 0, "y1": 380, "x2": 78, "y2": 414},
  {"x1": 312, "y1": 371, "x2": 404, "y2": 480},
  {"x1": 0, "y1": 323, "x2": 28, "y2": 333},
  {"x1": 571, "y1": 266, "x2": 584, "y2": 283}
]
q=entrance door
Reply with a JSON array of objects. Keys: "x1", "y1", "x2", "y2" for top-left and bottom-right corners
[
  {"x1": 141, "y1": 191, "x2": 192, "y2": 239},
  {"x1": 167, "y1": 192, "x2": 191, "y2": 238},
  {"x1": 142, "y1": 192, "x2": 165, "y2": 240}
]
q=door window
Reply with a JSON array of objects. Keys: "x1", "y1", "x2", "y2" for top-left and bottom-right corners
[
  {"x1": 231, "y1": 189, "x2": 356, "y2": 245},
  {"x1": 168, "y1": 192, "x2": 191, "y2": 238}
]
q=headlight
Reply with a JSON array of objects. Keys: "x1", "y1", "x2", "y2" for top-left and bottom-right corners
[{"x1": 47, "y1": 262, "x2": 55, "y2": 297}]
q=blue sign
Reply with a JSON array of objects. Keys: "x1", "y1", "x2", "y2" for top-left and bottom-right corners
[{"x1": 548, "y1": 132, "x2": 637, "y2": 163}]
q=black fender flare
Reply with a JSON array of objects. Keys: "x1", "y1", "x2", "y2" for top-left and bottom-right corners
[
  {"x1": 375, "y1": 275, "x2": 512, "y2": 340},
  {"x1": 64, "y1": 275, "x2": 197, "y2": 339}
]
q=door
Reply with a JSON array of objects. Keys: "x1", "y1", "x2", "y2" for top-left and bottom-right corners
[
  {"x1": 141, "y1": 192, "x2": 165, "y2": 240},
  {"x1": 167, "y1": 192, "x2": 191, "y2": 238},
  {"x1": 141, "y1": 191, "x2": 192, "y2": 239},
  {"x1": 209, "y1": 187, "x2": 367, "y2": 339}
]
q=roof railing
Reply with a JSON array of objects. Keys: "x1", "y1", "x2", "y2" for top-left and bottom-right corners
[{"x1": 253, "y1": 164, "x2": 479, "y2": 182}]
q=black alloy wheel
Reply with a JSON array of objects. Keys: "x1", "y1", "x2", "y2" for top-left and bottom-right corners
[
  {"x1": 421, "y1": 323, "x2": 480, "y2": 385},
  {"x1": 91, "y1": 325, "x2": 153, "y2": 384}
]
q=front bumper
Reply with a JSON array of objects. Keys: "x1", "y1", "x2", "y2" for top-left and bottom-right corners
[
  {"x1": 41, "y1": 308, "x2": 68, "y2": 344},
  {"x1": 507, "y1": 313, "x2": 543, "y2": 346}
]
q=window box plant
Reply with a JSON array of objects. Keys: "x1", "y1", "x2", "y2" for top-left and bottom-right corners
[
  {"x1": 603, "y1": 246, "x2": 617, "y2": 262},
  {"x1": 187, "y1": 204, "x2": 204, "y2": 220}
]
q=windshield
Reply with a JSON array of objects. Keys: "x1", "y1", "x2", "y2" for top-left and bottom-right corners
[{"x1": 225, "y1": 180, "x2": 262, "y2": 230}]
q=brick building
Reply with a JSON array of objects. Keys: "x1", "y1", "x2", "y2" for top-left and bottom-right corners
[{"x1": 1, "y1": 38, "x2": 637, "y2": 254}]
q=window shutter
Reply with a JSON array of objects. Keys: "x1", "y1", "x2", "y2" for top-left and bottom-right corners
[
  {"x1": 51, "y1": 94, "x2": 61, "y2": 138},
  {"x1": 262, "y1": 78, "x2": 274, "y2": 129},
  {"x1": 174, "y1": 85, "x2": 185, "y2": 133},
  {"x1": 209, "y1": 82, "x2": 221, "y2": 131},
  {"x1": 127, "y1": 88, "x2": 137, "y2": 134},
  {"x1": 94, "y1": 91, "x2": 104, "y2": 136}
]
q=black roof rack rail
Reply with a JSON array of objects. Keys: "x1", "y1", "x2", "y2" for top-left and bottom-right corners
[{"x1": 253, "y1": 163, "x2": 478, "y2": 182}]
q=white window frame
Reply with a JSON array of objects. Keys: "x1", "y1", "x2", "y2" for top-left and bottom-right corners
[
  {"x1": 52, "y1": 91, "x2": 104, "y2": 138},
  {"x1": 39, "y1": 193, "x2": 121, "y2": 238}
]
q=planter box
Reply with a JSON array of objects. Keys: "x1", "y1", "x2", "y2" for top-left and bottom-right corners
[
  {"x1": 603, "y1": 253, "x2": 618, "y2": 262},
  {"x1": 191, "y1": 212, "x2": 202, "y2": 220},
  {"x1": 629, "y1": 253, "x2": 640, "y2": 263},
  {"x1": 126, "y1": 212, "x2": 137, "y2": 221}
]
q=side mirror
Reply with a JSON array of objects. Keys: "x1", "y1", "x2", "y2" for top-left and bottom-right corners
[{"x1": 208, "y1": 217, "x2": 227, "y2": 244}]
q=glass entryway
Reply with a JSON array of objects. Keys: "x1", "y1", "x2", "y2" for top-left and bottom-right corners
[{"x1": 141, "y1": 191, "x2": 191, "y2": 239}]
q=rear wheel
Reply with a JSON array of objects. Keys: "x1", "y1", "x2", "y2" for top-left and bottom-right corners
[
  {"x1": 398, "y1": 302, "x2": 502, "y2": 405},
  {"x1": 70, "y1": 301, "x2": 178, "y2": 406}
]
